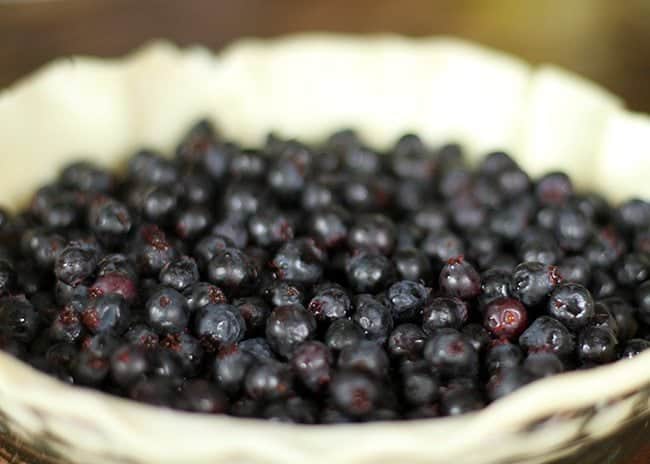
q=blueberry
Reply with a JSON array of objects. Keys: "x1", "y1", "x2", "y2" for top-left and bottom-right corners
[
  {"x1": 485, "y1": 342, "x2": 523, "y2": 375},
  {"x1": 0, "y1": 296, "x2": 37, "y2": 343},
  {"x1": 185, "y1": 282, "x2": 227, "y2": 312},
  {"x1": 124, "y1": 324, "x2": 159, "y2": 349},
  {"x1": 308, "y1": 207, "x2": 349, "y2": 248},
  {"x1": 176, "y1": 379, "x2": 229, "y2": 414},
  {"x1": 422, "y1": 297, "x2": 467, "y2": 334},
  {"x1": 519, "y1": 316, "x2": 575, "y2": 358},
  {"x1": 145, "y1": 288, "x2": 190, "y2": 334},
  {"x1": 615, "y1": 253, "x2": 649, "y2": 287},
  {"x1": 160, "y1": 332, "x2": 204, "y2": 376},
  {"x1": 478, "y1": 268, "x2": 512, "y2": 308},
  {"x1": 338, "y1": 340, "x2": 389, "y2": 378},
  {"x1": 90, "y1": 273, "x2": 138, "y2": 304},
  {"x1": 129, "y1": 378, "x2": 176, "y2": 407},
  {"x1": 424, "y1": 330, "x2": 479, "y2": 380},
  {"x1": 510, "y1": 261, "x2": 562, "y2": 307},
  {"x1": 128, "y1": 150, "x2": 178, "y2": 187},
  {"x1": 462, "y1": 324, "x2": 491, "y2": 353},
  {"x1": 50, "y1": 307, "x2": 84, "y2": 344},
  {"x1": 174, "y1": 206, "x2": 213, "y2": 241},
  {"x1": 55, "y1": 243, "x2": 97, "y2": 287},
  {"x1": 402, "y1": 368, "x2": 439, "y2": 407},
  {"x1": 577, "y1": 325, "x2": 618, "y2": 364},
  {"x1": 484, "y1": 298, "x2": 528, "y2": 341},
  {"x1": 347, "y1": 214, "x2": 396, "y2": 255},
  {"x1": 559, "y1": 256, "x2": 591, "y2": 286},
  {"x1": 291, "y1": 341, "x2": 332, "y2": 392},
  {"x1": 194, "y1": 304, "x2": 246, "y2": 352},
  {"x1": 325, "y1": 319, "x2": 363, "y2": 353},
  {"x1": 159, "y1": 256, "x2": 199, "y2": 293},
  {"x1": 421, "y1": 229, "x2": 465, "y2": 263},
  {"x1": 248, "y1": 210, "x2": 295, "y2": 247},
  {"x1": 207, "y1": 247, "x2": 259, "y2": 296},
  {"x1": 523, "y1": 352, "x2": 564, "y2": 378},
  {"x1": 271, "y1": 239, "x2": 324, "y2": 286},
  {"x1": 392, "y1": 248, "x2": 432, "y2": 282},
  {"x1": 307, "y1": 283, "x2": 351, "y2": 323},
  {"x1": 486, "y1": 366, "x2": 534, "y2": 401},
  {"x1": 193, "y1": 234, "x2": 235, "y2": 270},
  {"x1": 87, "y1": 198, "x2": 132, "y2": 245},
  {"x1": 265, "y1": 304, "x2": 316, "y2": 358},
  {"x1": 637, "y1": 281, "x2": 650, "y2": 325},
  {"x1": 81, "y1": 294, "x2": 130, "y2": 335},
  {"x1": 231, "y1": 296, "x2": 269, "y2": 336},
  {"x1": 386, "y1": 280, "x2": 429, "y2": 321},
  {"x1": 0, "y1": 260, "x2": 16, "y2": 297},
  {"x1": 352, "y1": 295, "x2": 393, "y2": 344},
  {"x1": 346, "y1": 253, "x2": 396, "y2": 294},
  {"x1": 535, "y1": 172, "x2": 573, "y2": 207},
  {"x1": 245, "y1": 361, "x2": 294, "y2": 401},
  {"x1": 213, "y1": 344, "x2": 254, "y2": 395},
  {"x1": 60, "y1": 161, "x2": 114, "y2": 193},
  {"x1": 440, "y1": 386, "x2": 484, "y2": 416},
  {"x1": 239, "y1": 338, "x2": 275, "y2": 361},
  {"x1": 439, "y1": 256, "x2": 480, "y2": 299},
  {"x1": 620, "y1": 339, "x2": 650, "y2": 359},
  {"x1": 329, "y1": 370, "x2": 381, "y2": 418},
  {"x1": 387, "y1": 324, "x2": 426, "y2": 360},
  {"x1": 600, "y1": 297, "x2": 638, "y2": 341},
  {"x1": 134, "y1": 225, "x2": 178, "y2": 277},
  {"x1": 263, "y1": 397, "x2": 318, "y2": 424},
  {"x1": 548, "y1": 283, "x2": 595, "y2": 330},
  {"x1": 262, "y1": 280, "x2": 305, "y2": 308},
  {"x1": 110, "y1": 344, "x2": 149, "y2": 388}
]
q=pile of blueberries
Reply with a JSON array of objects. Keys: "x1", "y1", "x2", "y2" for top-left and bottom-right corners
[{"x1": 0, "y1": 120, "x2": 648, "y2": 423}]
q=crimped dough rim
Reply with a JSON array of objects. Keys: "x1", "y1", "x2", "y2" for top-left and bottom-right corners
[{"x1": 0, "y1": 34, "x2": 649, "y2": 463}]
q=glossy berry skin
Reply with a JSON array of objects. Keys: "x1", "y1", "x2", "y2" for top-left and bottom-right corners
[
  {"x1": 486, "y1": 342, "x2": 523, "y2": 375},
  {"x1": 421, "y1": 229, "x2": 465, "y2": 264},
  {"x1": 486, "y1": 367, "x2": 534, "y2": 401},
  {"x1": 50, "y1": 308, "x2": 84, "y2": 344},
  {"x1": 523, "y1": 352, "x2": 565, "y2": 378},
  {"x1": 271, "y1": 239, "x2": 325, "y2": 287},
  {"x1": 87, "y1": 198, "x2": 132, "y2": 245},
  {"x1": 174, "y1": 207, "x2": 213, "y2": 241},
  {"x1": 555, "y1": 207, "x2": 593, "y2": 252},
  {"x1": 347, "y1": 214, "x2": 396, "y2": 255},
  {"x1": 81, "y1": 294, "x2": 130, "y2": 335},
  {"x1": 110, "y1": 344, "x2": 149, "y2": 388},
  {"x1": 248, "y1": 210, "x2": 294, "y2": 247},
  {"x1": 510, "y1": 261, "x2": 562, "y2": 307},
  {"x1": 193, "y1": 234, "x2": 235, "y2": 270},
  {"x1": 535, "y1": 172, "x2": 573, "y2": 207},
  {"x1": 558, "y1": 256, "x2": 591, "y2": 287},
  {"x1": 213, "y1": 344, "x2": 254, "y2": 395},
  {"x1": 159, "y1": 256, "x2": 199, "y2": 293},
  {"x1": 129, "y1": 378, "x2": 176, "y2": 407},
  {"x1": 484, "y1": 298, "x2": 528, "y2": 341},
  {"x1": 329, "y1": 370, "x2": 381, "y2": 418},
  {"x1": 386, "y1": 280, "x2": 429, "y2": 321},
  {"x1": 239, "y1": 337, "x2": 275, "y2": 361},
  {"x1": 402, "y1": 369, "x2": 440, "y2": 407},
  {"x1": 440, "y1": 386, "x2": 485, "y2": 416},
  {"x1": 638, "y1": 281, "x2": 650, "y2": 325},
  {"x1": 346, "y1": 253, "x2": 396, "y2": 294},
  {"x1": 231, "y1": 296, "x2": 269, "y2": 336},
  {"x1": 0, "y1": 296, "x2": 38, "y2": 343},
  {"x1": 89, "y1": 273, "x2": 137, "y2": 304},
  {"x1": 160, "y1": 332, "x2": 204, "y2": 376},
  {"x1": 422, "y1": 297, "x2": 467, "y2": 334},
  {"x1": 307, "y1": 284, "x2": 351, "y2": 322},
  {"x1": 145, "y1": 288, "x2": 190, "y2": 335},
  {"x1": 423, "y1": 330, "x2": 479, "y2": 380},
  {"x1": 620, "y1": 339, "x2": 650, "y2": 359},
  {"x1": 263, "y1": 280, "x2": 305, "y2": 308},
  {"x1": 478, "y1": 269, "x2": 512, "y2": 308},
  {"x1": 615, "y1": 253, "x2": 649, "y2": 287},
  {"x1": 338, "y1": 340, "x2": 389, "y2": 378},
  {"x1": 439, "y1": 256, "x2": 481, "y2": 300},
  {"x1": 577, "y1": 326, "x2": 618, "y2": 364},
  {"x1": 290, "y1": 341, "x2": 332, "y2": 392},
  {"x1": 548, "y1": 283, "x2": 595, "y2": 331},
  {"x1": 352, "y1": 295, "x2": 393, "y2": 344},
  {"x1": 194, "y1": 304, "x2": 246, "y2": 352},
  {"x1": 206, "y1": 247, "x2": 259, "y2": 296},
  {"x1": 244, "y1": 361, "x2": 293, "y2": 401},
  {"x1": 176, "y1": 380, "x2": 229, "y2": 415},
  {"x1": 462, "y1": 324, "x2": 491, "y2": 353},
  {"x1": 124, "y1": 324, "x2": 159, "y2": 349},
  {"x1": 265, "y1": 304, "x2": 317, "y2": 358},
  {"x1": 601, "y1": 297, "x2": 638, "y2": 341},
  {"x1": 387, "y1": 324, "x2": 426, "y2": 360},
  {"x1": 392, "y1": 248, "x2": 432, "y2": 283},
  {"x1": 325, "y1": 319, "x2": 363, "y2": 353},
  {"x1": 134, "y1": 225, "x2": 178, "y2": 277},
  {"x1": 307, "y1": 208, "x2": 349, "y2": 248},
  {"x1": 519, "y1": 316, "x2": 575, "y2": 359},
  {"x1": 55, "y1": 244, "x2": 97, "y2": 287}
]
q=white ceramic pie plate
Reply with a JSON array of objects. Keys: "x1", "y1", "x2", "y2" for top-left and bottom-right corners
[{"x1": 0, "y1": 34, "x2": 649, "y2": 464}]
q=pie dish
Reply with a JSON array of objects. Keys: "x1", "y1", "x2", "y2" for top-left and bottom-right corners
[{"x1": 0, "y1": 34, "x2": 649, "y2": 464}]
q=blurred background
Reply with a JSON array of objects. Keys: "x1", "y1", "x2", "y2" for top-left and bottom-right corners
[{"x1": 2, "y1": 0, "x2": 650, "y2": 112}]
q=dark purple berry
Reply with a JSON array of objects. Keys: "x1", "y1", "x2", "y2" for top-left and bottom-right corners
[{"x1": 265, "y1": 304, "x2": 316, "y2": 358}]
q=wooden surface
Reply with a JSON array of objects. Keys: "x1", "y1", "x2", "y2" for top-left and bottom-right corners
[{"x1": 1, "y1": 1, "x2": 650, "y2": 463}]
